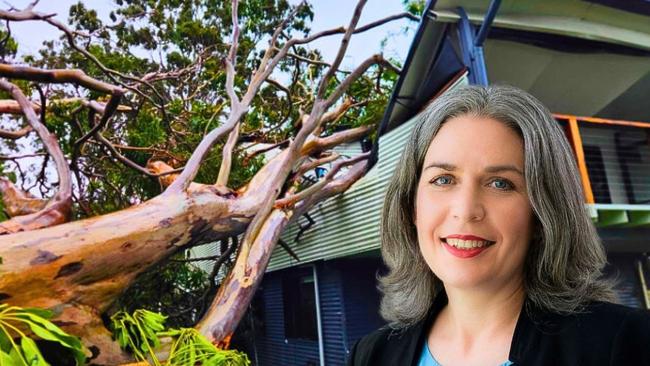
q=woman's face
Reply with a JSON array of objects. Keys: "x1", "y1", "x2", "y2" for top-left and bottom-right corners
[{"x1": 415, "y1": 114, "x2": 535, "y2": 293}]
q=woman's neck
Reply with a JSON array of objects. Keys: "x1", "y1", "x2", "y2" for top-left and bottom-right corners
[
  {"x1": 430, "y1": 279, "x2": 526, "y2": 363},
  {"x1": 443, "y1": 281, "x2": 525, "y2": 338}
]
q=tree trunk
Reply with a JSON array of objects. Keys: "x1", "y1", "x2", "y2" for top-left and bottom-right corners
[
  {"x1": 198, "y1": 160, "x2": 368, "y2": 343},
  {"x1": 0, "y1": 186, "x2": 257, "y2": 363}
]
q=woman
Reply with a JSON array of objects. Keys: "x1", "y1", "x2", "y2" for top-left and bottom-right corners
[{"x1": 348, "y1": 85, "x2": 650, "y2": 366}]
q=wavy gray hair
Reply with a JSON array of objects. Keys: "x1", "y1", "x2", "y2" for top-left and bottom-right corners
[{"x1": 378, "y1": 84, "x2": 616, "y2": 329}]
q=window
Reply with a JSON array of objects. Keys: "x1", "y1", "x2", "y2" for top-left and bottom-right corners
[{"x1": 282, "y1": 268, "x2": 318, "y2": 340}]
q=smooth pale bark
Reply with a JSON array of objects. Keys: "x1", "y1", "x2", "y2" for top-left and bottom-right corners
[{"x1": 0, "y1": 187, "x2": 259, "y2": 363}]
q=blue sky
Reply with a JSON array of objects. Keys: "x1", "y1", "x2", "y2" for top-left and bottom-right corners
[{"x1": 8, "y1": 1, "x2": 416, "y2": 69}]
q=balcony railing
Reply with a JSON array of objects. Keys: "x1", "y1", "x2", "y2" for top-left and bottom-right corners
[{"x1": 554, "y1": 114, "x2": 650, "y2": 227}]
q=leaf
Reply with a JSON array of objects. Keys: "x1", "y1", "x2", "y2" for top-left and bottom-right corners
[
  {"x1": 18, "y1": 309, "x2": 53, "y2": 320},
  {"x1": 0, "y1": 332, "x2": 11, "y2": 353},
  {"x1": 20, "y1": 337, "x2": 49, "y2": 366},
  {"x1": 0, "y1": 348, "x2": 23, "y2": 366},
  {"x1": 0, "y1": 349, "x2": 13, "y2": 366},
  {"x1": 11, "y1": 314, "x2": 85, "y2": 365}
]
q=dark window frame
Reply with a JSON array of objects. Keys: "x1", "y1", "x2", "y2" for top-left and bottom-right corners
[{"x1": 282, "y1": 267, "x2": 318, "y2": 341}]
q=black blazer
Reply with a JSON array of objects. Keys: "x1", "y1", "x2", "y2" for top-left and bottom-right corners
[{"x1": 347, "y1": 294, "x2": 650, "y2": 365}]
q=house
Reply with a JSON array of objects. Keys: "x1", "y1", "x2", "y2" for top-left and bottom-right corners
[{"x1": 233, "y1": 1, "x2": 650, "y2": 364}]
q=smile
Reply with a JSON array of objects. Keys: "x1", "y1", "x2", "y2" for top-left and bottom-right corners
[
  {"x1": 444, "y1": 238, "x2": 493, "y2": 249},
  {"x1": 441, "y1": 236, "x2": 496, "y2": 258}
]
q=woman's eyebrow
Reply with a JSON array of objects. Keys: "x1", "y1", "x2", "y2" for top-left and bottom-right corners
[
  {"x1": 423, "y1": 162, "x2": 524, "y2": 176},
  {"x1": 484, "y1": 165, "x2": 524, "y2": 176},
  {"x1": 423, "y1": 162, "x2": 456, "y2": 171}
]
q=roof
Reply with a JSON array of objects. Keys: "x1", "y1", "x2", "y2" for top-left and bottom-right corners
[{"x1": 376, "y1": 0, "x2": 650, "y2": 141}]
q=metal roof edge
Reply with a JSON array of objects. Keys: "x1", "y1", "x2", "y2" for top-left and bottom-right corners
[
  {"x1": 367, "y1": 0, "x2": 439, "y2": 171},
  {"x1": 434, "y1": 10, "x2": 650, "y2": 51}
]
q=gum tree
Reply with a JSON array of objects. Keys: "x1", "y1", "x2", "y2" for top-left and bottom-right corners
[{"x1": 0, "y1": 0, "x2": 417, "y2": 363}]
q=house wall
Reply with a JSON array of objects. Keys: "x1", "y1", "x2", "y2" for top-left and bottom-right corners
[
  {"x1": 255, "y1": 270, "x2": 320, "y2": 366},
  {"x1": 241, "y1": 257, "x2": 387, "y2": 366},
  {"x1": 249, "y1": 262, "x2": 354, "y2": 366},
  {"x1": 338, "y1": 256, "x2": 386, "y2": 348}
]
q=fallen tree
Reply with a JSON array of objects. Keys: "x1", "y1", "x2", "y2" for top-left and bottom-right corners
[{"x1": 0, "y1": 0, "x2": 416, "y2": 363}]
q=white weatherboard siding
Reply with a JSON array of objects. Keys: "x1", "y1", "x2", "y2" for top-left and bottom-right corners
[{"x1": 266, "y1": 115, "x2": 419, "y2": 272}]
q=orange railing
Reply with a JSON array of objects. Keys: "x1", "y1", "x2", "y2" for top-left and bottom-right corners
[{"x1": 553, "y1": 114, "x2": 650, "y2": 205}]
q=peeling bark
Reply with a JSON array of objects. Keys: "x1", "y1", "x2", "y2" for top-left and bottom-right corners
[
  {"x1": 0, "y1": 187, "x2": 260, "y2": 362},
  {"x1": 0, "y1": 177, "x2": 48, "y2": 217}
]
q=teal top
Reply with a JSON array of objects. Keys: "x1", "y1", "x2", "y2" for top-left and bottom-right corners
[{"x1": 417, "y1": 342, "x2": 514, "y2": 366}]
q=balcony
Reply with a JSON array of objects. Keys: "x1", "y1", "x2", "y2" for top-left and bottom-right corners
[{"x1": 554, "y1": 114, "x2": 650, "y2": 228}]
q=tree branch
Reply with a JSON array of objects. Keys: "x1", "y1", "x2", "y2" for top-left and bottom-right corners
[
  {"x1": 164, "y1": 0, "x2": 245, "y2": 194},
  {"x1": 164, "y1": 3, "x2": 408, "y2": 195},
  {"x1": 0, "y1": 177, "x2": 47, "y2": 217},
  {"x1": 275, "y1": 152, "x2": 369, "y2": 208},
  {"x1": 0, "y1": 152, "x2": 46, "y2": 160},
  {"x1": 301, "y1": 124, "x2": 374, "y2": 156},
  {"x1": 73, "y1": 93, "x2": 122, "y2": 150},
  {"x1": 0, "y1": 4, "x2": 167, "y2": 104},
  {"x1": 0, "y1": 64, "x2": 124, "y2": 94},
  {"x1": 275, "y1": 48, "x2": 331, "y2": 67},
  {"x1": 0, "y1": 98, "x2": 131, "y2": 115},
  {"x1": 325, "y1": 54, "x2": 399, "y2": 108},
  {"x1": 197, "y1": 156, "x2": 369, "y2": 343},
  {"x1": 216, "y1": 122, "x2": 240, "y2": 187},
  {"x1": 294, "y1": 152, "x2": 339, "y2": 177},
  {"x1": 316, "y1": 0, "x2": 367, "y2": 98},
  {"x1": 0, "y1": 79, "x2": 72, "y2": 233},
  {"x1": 94, "y1": 132, "x2": 184, "y2": 179},
  {"x1": 354, "y1": 11, "x2": 419, "y2": 33},
  {"x1": 0, "y1": 125, "x2": 31, "y2": 139}
]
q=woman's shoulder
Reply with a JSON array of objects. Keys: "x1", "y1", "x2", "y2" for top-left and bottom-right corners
[
  {"x1": 579, "y1": 301, "x2": 650, "y2": 328},
  {"x1": 348, "y1": 323, "x2": 425, "y2": 366},
  {"x1": 571, "y1": 302, "x2": 650, "y2": 364},
  {"x1": 531, "y1": 300, "x2": 650, "y2": 341},
  {"x1": 529, "y1": 300, "x2": 650, "y2": 329},
  {"x1": 519, "y1": 301, "x2": 650, "y2": 365}
]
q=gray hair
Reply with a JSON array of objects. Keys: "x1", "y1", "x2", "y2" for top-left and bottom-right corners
[{"x1": 378, "y1": 85, "x2": 616, "y2": 329}]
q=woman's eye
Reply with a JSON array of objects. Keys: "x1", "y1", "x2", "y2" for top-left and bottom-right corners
[
  {"x1": 431, "y1": 175, "x2": 453, "y2": 186},
  {"x1": 489, "y1": 178, "x2": 514, "y2": 191}
]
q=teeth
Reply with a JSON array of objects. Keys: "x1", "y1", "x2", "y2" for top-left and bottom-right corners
[{"x1": 446, "y1": 238, "x2": 491, "y2": 249}]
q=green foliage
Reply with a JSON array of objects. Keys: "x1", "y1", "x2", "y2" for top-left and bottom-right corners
[
  {"x1": 0, "y1": 304, "x2": 86, "y2": 365},
  {"x1": 163, "y1": 328, "x2": 250, "y2": 366},
  {"x1": 402, "y1": 0, "x2": 426, "y2": 16},
  {"x1": 111, "y1": 309, "x2": 250, "y2": 366},
  {"x1": 0, "y1": 29, "x2": 18, "y2": 60},
  {"x1": 116, "y1": 256, "x2": 210, "y2": 329},
  {"x1": 111, "y1": 309, "x2": 166, "y2": 365}
]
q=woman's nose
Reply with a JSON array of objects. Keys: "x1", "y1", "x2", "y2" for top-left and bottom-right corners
[{"x1": 450, "y1": 184, "x2": 486, "y2": 223}]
